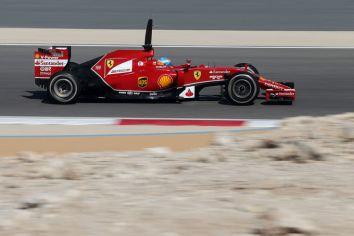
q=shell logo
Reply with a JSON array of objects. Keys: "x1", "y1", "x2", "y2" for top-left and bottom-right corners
[{"x1": 158, "y1": 74, "x2": 173, "y2": 89}]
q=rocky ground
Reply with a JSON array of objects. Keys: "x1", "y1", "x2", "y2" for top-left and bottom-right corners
[{"x1": 0, "y1": 113, "x2": 353, "y2": 236}]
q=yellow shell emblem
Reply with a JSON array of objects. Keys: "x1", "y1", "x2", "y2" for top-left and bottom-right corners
[
  {"x1": 158, "y1": 75, "x2": 173, "y2": 89},
  {"x1": 194, "y1": 70, "x2": 202, "y2": 80},
  {"x1": 106, "y1": 59, "x2": 114, "y2": 68}
]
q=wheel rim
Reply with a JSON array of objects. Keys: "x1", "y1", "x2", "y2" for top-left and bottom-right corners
[
  {"x1": 53, "y1": 78, "x2": 74, "y2": 99},
  {"x1": 232, "y1": 79, "x2": 252, "y2": 99}
]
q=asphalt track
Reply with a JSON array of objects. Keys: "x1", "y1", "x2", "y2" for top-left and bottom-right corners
[
  {"x1": 0, "y1": 46, "x2": 353, "y2": 119},
  {"x1": 1, "y1": 0, "x2": 354, "y2": 30}
]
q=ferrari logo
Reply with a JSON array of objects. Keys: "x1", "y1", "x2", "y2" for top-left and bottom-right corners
[
  {"x1": 138, "y1": 77, "x2": 148, "y2": 88},
  {"x1": 106, "y1": 59, "x2": 114, "y2": 69},
  {"x1": 194, "y1": 70, "x2": 202, "y2": 80}
]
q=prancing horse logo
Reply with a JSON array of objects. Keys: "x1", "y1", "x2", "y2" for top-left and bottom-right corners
[
  {"x1": 194, "y1": 70, "x2": 202, "y2": 80},
  {"x1": 106, "y1": 59, "x2": 114, "y2": 69}
]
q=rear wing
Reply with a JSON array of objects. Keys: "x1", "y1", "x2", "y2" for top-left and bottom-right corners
[{"x1": 34, "y1": 46, "x2": 71, "y2": 79}]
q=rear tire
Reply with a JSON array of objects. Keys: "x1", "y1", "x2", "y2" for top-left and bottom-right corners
[
  {"x1": 48, "y1": 72, "x2": 81, "y2": 104},
  {"x1": 226, "y1": 73, "x2": 259, "y2": 105}
]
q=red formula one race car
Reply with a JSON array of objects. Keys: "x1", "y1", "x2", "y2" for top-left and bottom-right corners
[{"x1": 34, "y1": 19, "x2": 296, "y2": 105}]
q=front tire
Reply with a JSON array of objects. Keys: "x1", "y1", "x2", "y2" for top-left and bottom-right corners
[
  {"x1": 226, "y1": 73, "x2": 259, "y2": 105},
  {"x1": 48, "y1": 72, "x2": 81, "y2": 104},
  {"x1": 235, "y1": 63, "x2": 259, "y2": 75}
]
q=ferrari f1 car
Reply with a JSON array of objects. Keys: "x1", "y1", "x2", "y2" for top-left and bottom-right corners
[{"x1": 34, "y1": 19, "x2": 296, "y2": 105}]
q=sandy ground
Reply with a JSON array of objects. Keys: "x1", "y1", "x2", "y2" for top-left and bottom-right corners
[
  {"x1": 0, "y1": 124, "x2": 252, "y2": 156},
  {"x1": 0, "y1": 133, "x2": 213, "y2": 156},
  {"x1": 0, "y1": 113, "x2": 353, "y2": 235}
]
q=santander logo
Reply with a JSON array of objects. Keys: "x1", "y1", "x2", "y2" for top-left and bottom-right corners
[
  {"x1": 179, "y1": 86, "x2": 195, "y2": 99},
  {"x1": 185, "y1": 89, "x2": 194, "y2": 97}
]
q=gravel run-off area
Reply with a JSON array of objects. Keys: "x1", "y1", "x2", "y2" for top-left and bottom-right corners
[{"x1": 0, "y1": 113, "x2": 353, "y2": 236}]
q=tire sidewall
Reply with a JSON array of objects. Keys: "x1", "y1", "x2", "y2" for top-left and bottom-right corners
[
  {"x1": 227, "y1": 73, "x2": 259, "y2": 105},
  {"x1": 48, "y1": 72, "x2": 80, "y2": 104}
]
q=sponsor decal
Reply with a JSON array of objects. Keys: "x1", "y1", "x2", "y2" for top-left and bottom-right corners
[
  {"x1": 185, "y1": 89, "x2": 194, "y2": 97},
  {"x1": 193, "y1": 70, "x2": 202, "y2": 80},
  {"x1": 34, "y1": 53, "x2": 40, "y2": 59},
  {"x1": 40, "y1": 66, "x2": 51, "y2": 72},
  {"x1": 34, "y1": 59, "x2": 67, "y2": 67},
  {"x1": 138, "y1": 77, "x2": 148, "y2": 88},
  {"x1": 209, "y1": 75, "x2": 223, "y2": 80},
  {"x1": 37, "y1": 66, "x2": 52, "y2": 77},
  {"x1": 138, "y1": 61, "x2": 144, "y2": 67},
  {"x1": 179, "y1": 86, "x2": 195, "y2": 99},
  {"x1": 40, "y1": 71, "x2": 51, "y2": 76},
  {"x1": 119, "y1": 91, "x2": 141, "y2": 95},
  {"x1": 209, "y1": 70, "x2": 230, "y2": 74},
  {"x1": 262, "y1": 81, "x2": 285, "y2": 90},
  {"x1": 275, "y1": 92, "x2": 295, "y2": 96},
  {"x1": 107, "y1": 60, "x2": 133, "y2": 75},
  {"x1": 51, "y1": 52, "x2": 64, "y2": 58},
  {"x1": 106, "y1": 59, "x2": 114, "y2": 69},
  {"x1": 157, "y1": 74, "x2": 173, "y2": 89},
  {"x1": 37, "y1": 67, "x2": 52, "y2": 76},
  {"x1": 95, "y1": 65, "x2": 102, "y2": 70},
  {"x1": 39, "y1": 55, "x2": 62, "y2": 60}
]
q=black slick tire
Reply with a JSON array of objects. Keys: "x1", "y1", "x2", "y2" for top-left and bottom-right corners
[
  {"x1": 226, "y1": 73, "x2": 259, "y2": 105},
  {"x1": 48, "y1": 72, "x2": 81, "y2": 104}
]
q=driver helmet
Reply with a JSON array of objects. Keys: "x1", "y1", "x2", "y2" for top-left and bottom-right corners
[{"x1": 158, "y1": 57, "x2": 172, "y2": 66}]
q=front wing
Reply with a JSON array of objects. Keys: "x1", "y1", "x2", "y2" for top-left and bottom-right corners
[{"x1": 259, "y1": 76, "x2": 296, "y2": 102}]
